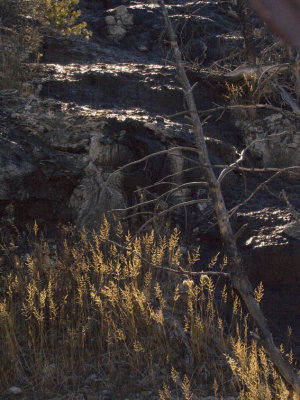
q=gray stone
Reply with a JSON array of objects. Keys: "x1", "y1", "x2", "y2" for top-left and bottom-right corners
[
  {"x1": 138, "y1": 45, "x2": 148, "y2": 52},
  {"x1": 105, "y1": 15, "x2": 116, "y2": 25},
  {"x1": 107, "y1": 24, "x2": 127, "y2": 41},
  {"x1": 7, "y1": 386, "x2": 23, "y2": 395},
  {"x1": 282, "y1": 220, "x2": 300, "y2": 240},
  {"x1": 120, "y1": 12, "x2": 133, "y2": 26},
  {"x1": 114, "y1": 5, "x2": 128, "y2": 16},
  {"x1": 240, "y1": 115, "x2": 300, "y2": 167}
]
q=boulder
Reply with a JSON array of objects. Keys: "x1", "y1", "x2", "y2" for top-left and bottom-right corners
[
  {"x1": 236, "y1": 113, "x2": 300, "y2": 168},
  {"x1": 106, "y1": 5, "x2": 133, "y2": 42}
]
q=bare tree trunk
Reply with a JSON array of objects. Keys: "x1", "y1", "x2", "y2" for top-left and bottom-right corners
[{"x1": 158, "y1": 0, "x2": 300, "y2": 394}]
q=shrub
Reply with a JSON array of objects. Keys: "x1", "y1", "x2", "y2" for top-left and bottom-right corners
[
  {"x1": 38, "y1": 0, "x2": 91, "y2": 39},
  {"x1": 0, "y1": 0, "x2": 91, "y2": 89}
]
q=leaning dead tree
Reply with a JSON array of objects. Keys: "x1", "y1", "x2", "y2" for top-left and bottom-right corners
[{"x1": 156, "y1": 0, "x2": 300, "y2": 395}]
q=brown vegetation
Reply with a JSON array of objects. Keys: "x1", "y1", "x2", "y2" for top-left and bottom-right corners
[
  {"x1": 0, "y1": 1, "x2": 299, "y2": 399},
  {"x1": 0, "y1": 222, "x2": 298, "y2": 399}
]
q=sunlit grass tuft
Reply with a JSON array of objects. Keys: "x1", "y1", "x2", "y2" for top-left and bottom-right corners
[{"x1": 0, "y1": 221, "x2": 298, "y2": 399}]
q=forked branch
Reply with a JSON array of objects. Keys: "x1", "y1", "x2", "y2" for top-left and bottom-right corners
[{"x1": 158, "y1": 0, "x2": 300, "y2": 394}]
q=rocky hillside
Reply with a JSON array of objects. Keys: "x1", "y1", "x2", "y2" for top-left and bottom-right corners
[{"x1": 1, "y1": 0, "x2": 300, "y2": 373}]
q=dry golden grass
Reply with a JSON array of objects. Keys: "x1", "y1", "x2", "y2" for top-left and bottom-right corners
[{"x1": 0, "y1": 220, "x2": 298, "y2": 399}]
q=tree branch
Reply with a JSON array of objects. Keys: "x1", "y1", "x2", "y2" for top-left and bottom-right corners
[
  {"x1": 218, "y1": 131, "x2": 289, "y2": 183},
  {"x1": 158, "y1": 0, "x2": 300, "y2": 393},
  {"x1": 132, "y1": 198, "x2": 211, "y2": 237},
  {"x1": 110, "y1": 181, "x2": 209, "y2": 214},
  {"x1": 166, "y1": 103, "x2": 299, "y2": 119},
  {"x1": 229, "y1": 167, "x2": 300, "y2": 218}
]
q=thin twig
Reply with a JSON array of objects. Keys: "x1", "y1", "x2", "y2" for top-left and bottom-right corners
[
  {"x1": 133, "y1": 198, "x2": 210, "y2": 238},
  {"x1": 228, "y1": 168, "x2": 298, "y2": 217},
  {"x1": 218, "y1": 132, "x2": 289, "y2": 183},
  {"x1": 134, "y1": 166, "x2": 204, "y2": 193},
  {"x1": 110, "y1": 182, "x2": 209, "y2": 214},
  {"x1": 165, "y1": 103, "x2": 299, "y2": 119},
  {"x1": 97, "y1": 235, "x2": 229, "y2": 278}
]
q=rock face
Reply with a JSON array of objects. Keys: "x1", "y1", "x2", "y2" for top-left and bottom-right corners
[
  {"x1": 238, "y1": 208, "x2": 300, "y2": 284},
  {"x1": 0, "y1": 130, "x2": 36, "y2": 201},
  {"x1": 237, "y1": 112, "x2": 300, "y2": 168},
  {"x1": 0, "y1": 96, "x2": 84, "y2": 228},
  {"x1": 0, "y1": 90, "x2": 237, "y2": 233}
]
